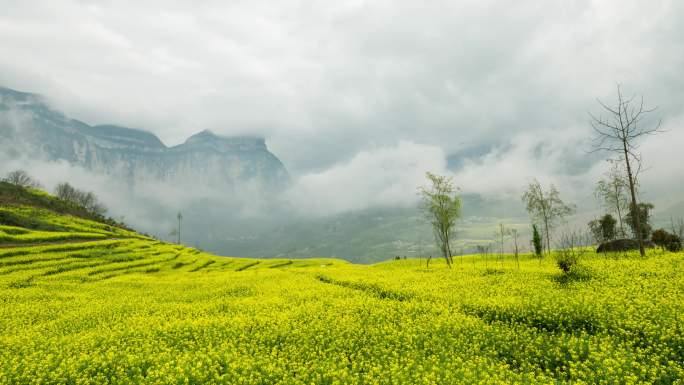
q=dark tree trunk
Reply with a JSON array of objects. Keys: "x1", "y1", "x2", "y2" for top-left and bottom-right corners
[{"x1": 623, "y1": 142, "x2": 645, "y2": 257}]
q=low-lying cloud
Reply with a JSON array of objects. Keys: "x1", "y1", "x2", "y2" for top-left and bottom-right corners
[
  {"x1": 1, "y1": 1, "x2": 683, "y2": 175},
  {"x1": 283, "y1": 141, "x2": 450, "y2": 216},
  {"x1": 452, "y1": 128, "x2": 600, "y2": 199}
]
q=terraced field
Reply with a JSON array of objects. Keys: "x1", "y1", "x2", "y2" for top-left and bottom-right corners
[{"x1": 1, "y1": 198, "x2": 683, "y2": 383}]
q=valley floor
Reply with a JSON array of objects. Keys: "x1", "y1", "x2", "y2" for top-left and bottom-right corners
[{"x1": 0, "y1": 235, "x2": 683, "y2": 384}]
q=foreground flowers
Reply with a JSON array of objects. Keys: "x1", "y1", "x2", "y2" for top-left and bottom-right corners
[{"x1": 0, "y1": 237, "x2": 682, "y2": 384}]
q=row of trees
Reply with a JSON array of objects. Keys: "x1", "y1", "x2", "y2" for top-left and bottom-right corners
[
  {"x1": 589, "y1": 159, "x2": 682, "y2": 252},
  {"x1": 521, "y1": 85, "x2": 680, "y2": 261},
  {"x1": 54, "y1": 182, "x2": 107, "y2": 216},
  {"x1": 420, "y1": 167, "x2": 679, "y2": 269},
  {"x1": 418, "y1": 171, "x2": 565, "y2": 268},
  {"x1": 1, "y1": 170, "x2": 42, "y2": 189},
  {"x1": 2, "y1": 170, "x2": 107, "y2": 216},
  {"x1": 420, "y1": 85, "x2": 679, "y2": 269}
]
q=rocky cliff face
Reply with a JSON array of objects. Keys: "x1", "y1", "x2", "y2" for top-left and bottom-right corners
[{"x1": 0, "y1": 87, "x2": 289, "y2": 190}]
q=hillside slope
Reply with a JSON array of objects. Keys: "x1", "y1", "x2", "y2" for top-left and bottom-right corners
[{"x1": 0, "y1": 187, "x2": 683, "y2": 384}]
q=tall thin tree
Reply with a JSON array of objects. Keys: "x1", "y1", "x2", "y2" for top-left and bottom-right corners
[
  {"x1": 532, "y1": 224, "x2": 543, "y2": 262},
  {"x1": 419, "y1": 172, "x2": 461, "y2": 268},
  {"x1": 589, "y1": 85, "x2": 662, "y2": 257},
  {"x1": 511, "y1": 228, "x2": 520, "y2": 269},
  {"x1": 497, "y1": 223, "x2": 508, "y2": 268}
]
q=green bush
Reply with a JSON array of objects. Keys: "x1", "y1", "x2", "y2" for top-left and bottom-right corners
[
  {"x1": 651, "y1": 228, "x2": 682, "y2": 252},
  {"x1": 555, "y1": 231, "x2": 590, "y2": 275},
  {"x1": 556, "y1": 253, "x2": 577, "y2": 273},
  {"x1": 532, "y1": 224, "x2": 543, "y2": 258}
]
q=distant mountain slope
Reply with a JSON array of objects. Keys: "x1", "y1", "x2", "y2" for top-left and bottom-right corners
[
  {"x1": 187, "y1": 197, "x2": 529, "y2": 263},
  {"x1": 0, "y1": 87, "x2": 289, "y2": 189}
]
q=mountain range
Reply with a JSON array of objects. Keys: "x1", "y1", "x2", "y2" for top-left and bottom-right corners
[
  {"x1": 4, "y1": 86, "x2": 680, "y2": 262},
  {"x1": 0, "y1": 87, "x2": 288, "y2": 190},
  {"x1": 0, "y1": 86, "x2": 548, "y2": 262}
]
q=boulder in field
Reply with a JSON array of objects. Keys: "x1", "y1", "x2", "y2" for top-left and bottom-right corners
[{"x1": 597, "y1": 238, "x2": 655, "y2": 253}]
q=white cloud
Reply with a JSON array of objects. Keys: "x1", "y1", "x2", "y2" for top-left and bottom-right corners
[
  {"x1": 283, "y1": 141, "x2": 449, "y2": 216},
  {"x1": 453, "y1": 128, "x2": 597, "y2": 198},
  {"x1": 637, "y1": 114, "x2": 684, "y2": 206},
  {"x1": 1, "y1": 0, "x2": 683, "y2": 222},
  {"x1": 0, "y1": 0, "x2": 682, "y2": 175}
]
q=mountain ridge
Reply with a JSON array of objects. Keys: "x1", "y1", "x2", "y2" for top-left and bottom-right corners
[{"x1": 0, "y1": 86, "x2": 289, "y2": 188}]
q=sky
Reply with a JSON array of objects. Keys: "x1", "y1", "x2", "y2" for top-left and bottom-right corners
[{"x1": 1, "y1": 0, "x2": 684, "y2": 213}]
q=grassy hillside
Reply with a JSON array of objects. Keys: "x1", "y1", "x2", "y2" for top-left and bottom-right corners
[
  {"x1": 1, "y1": 189, "x2": 683, "y2": 383},
  {"x1": 0, "y1": 181, "x2": 130, "y2": 229}
]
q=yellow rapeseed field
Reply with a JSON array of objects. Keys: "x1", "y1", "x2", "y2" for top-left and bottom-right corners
[{"x1": 0, "y1": 208, "x2": 682, "y2": 384}]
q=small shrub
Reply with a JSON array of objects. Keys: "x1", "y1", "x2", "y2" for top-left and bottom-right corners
[
  {"x1": 651, "y1": 228, "x2": 682, "y2": 252},
  {"x1": 553, "y1": 265, "x2": 593, "y2": 285},
  {"x1": 555, "y1": 231, "x2": 591, "y2": 275},
  {"x1": 556, "y1": 254, "x2": 577, "y2": 274}
]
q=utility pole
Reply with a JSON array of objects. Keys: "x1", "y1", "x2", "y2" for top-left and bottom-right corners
[{"x1": 177, "y1": 212, "x2": 182, "y2": 244}]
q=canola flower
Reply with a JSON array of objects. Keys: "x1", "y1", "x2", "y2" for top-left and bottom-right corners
[{"x1": 0, "y1": 208, "x2": 683, "y2": 384}]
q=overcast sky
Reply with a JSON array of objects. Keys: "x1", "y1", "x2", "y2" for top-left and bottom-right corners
[{"x1": 1, "y1": 0, "x2": 683, "y2": 211}]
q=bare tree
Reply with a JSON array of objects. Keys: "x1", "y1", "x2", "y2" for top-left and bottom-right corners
[
  {"x1": 3, "y1": 170, "x2": 41, "y2": 189},
  {"x1": 522, "y1": 179, "x2": 576, "y2": 255},
  {"x1": 594, "y1": 160, "x2": 631, "y2": 237},
  {"x1": 511, "y1": 228, "x2": 520, "y2": 269},
  {"x1": 54, "y1": 182, "x2": 107, "y2": 215},
  {"x1": 497, "y1": 223, "x2": 510, "y2": 268},
  {"x1": 476, "y1": 245, "x2": 485, "y2": 268},
  {"x1": 419, "y1": 172, "x2": 461, "y2": 268},
  {"x1": 77, "y1": 191, "x2": 107, "y2": 216},
  {"x1": 589, "y1": 85, "x2": 662, "y2": 257},
  {"x1": 671, "y1": 217, "x2": 684, "y2": 240},
  {"x1": 55, "y1": 182, "x2": 79, "y2": 202}
]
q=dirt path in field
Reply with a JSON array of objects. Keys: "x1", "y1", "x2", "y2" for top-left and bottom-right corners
[{"x1": 0, "y1": 237, "x2": 122, "y2": 249}]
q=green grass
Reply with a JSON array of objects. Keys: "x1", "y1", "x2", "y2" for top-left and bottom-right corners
[
  {"x1": 0, "y1": 224, "x2": 108, "y2": 243},
  {"x1": 0, "y1": 204, "x2": 146, "y2": 246},
  {"x1": 1, "y1": 190, "x2": 683, "y2": 384},
  {"x1": 0, "y1": 206, "x2": 143, "y2": 241},
  {"x1": 0, "y1": 181, "x2": 130, "y2": 229}
]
